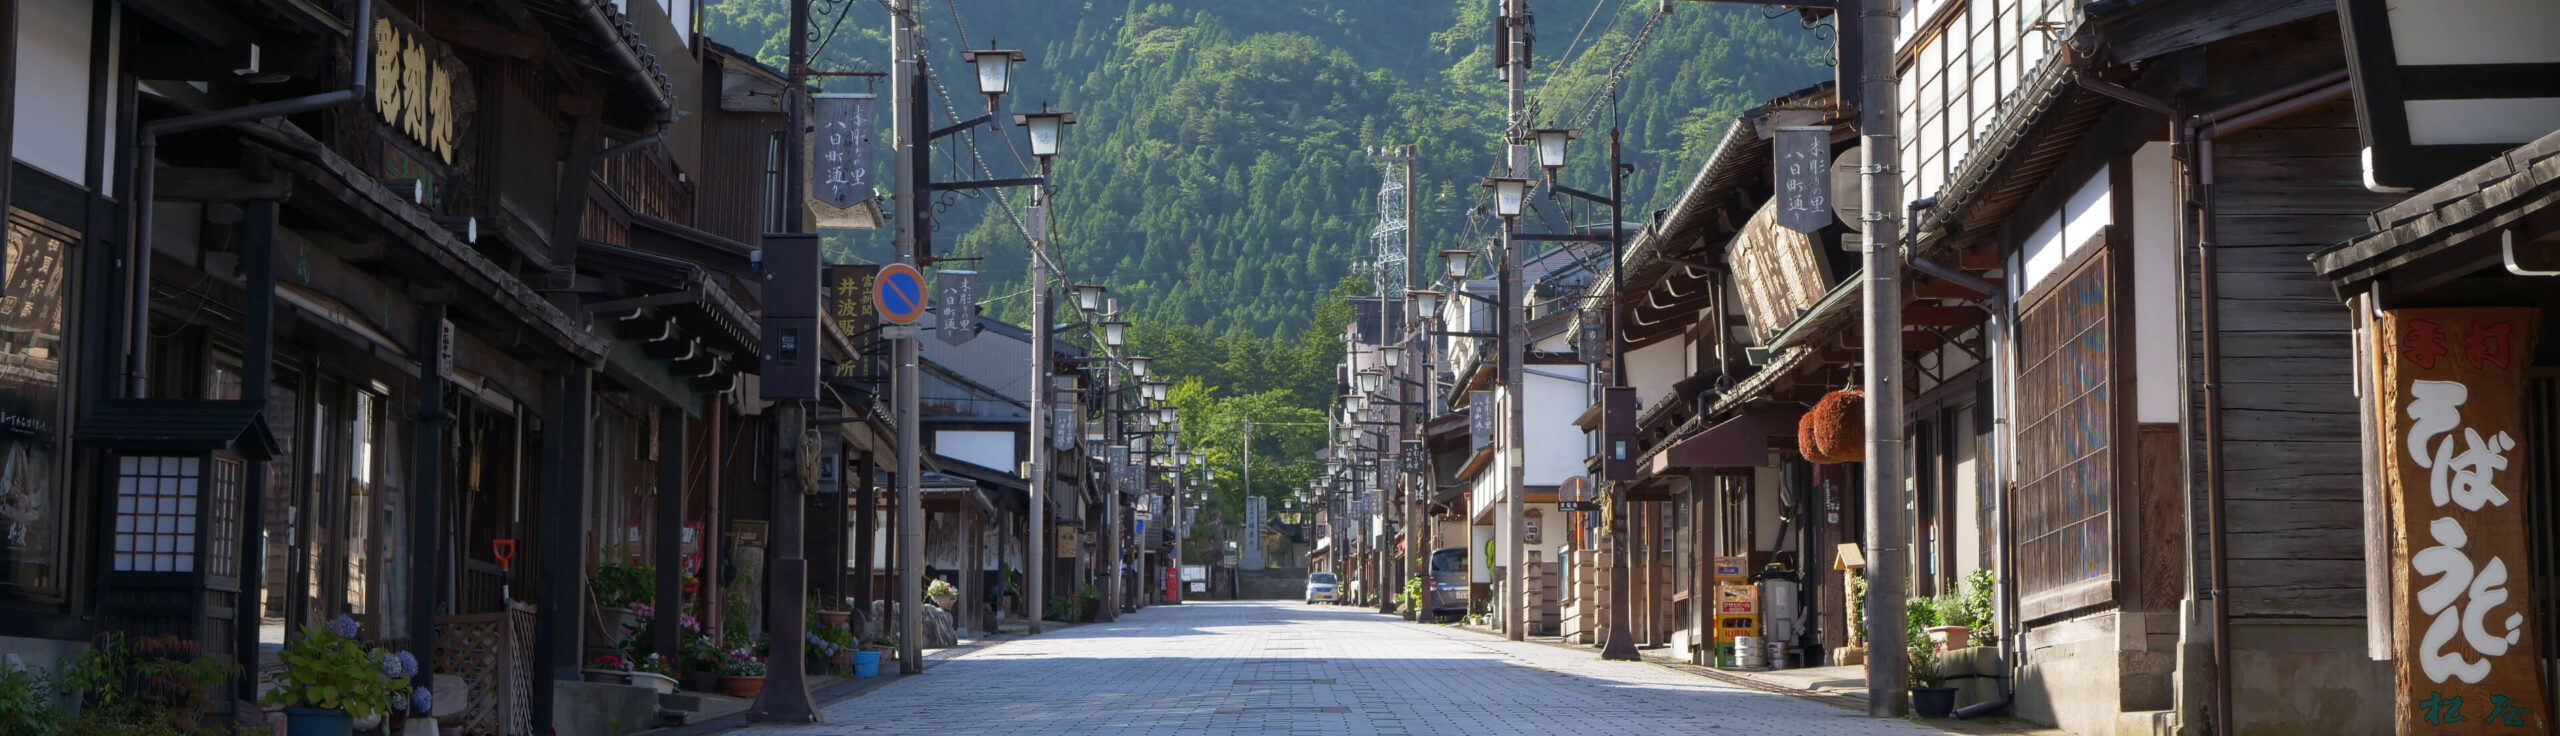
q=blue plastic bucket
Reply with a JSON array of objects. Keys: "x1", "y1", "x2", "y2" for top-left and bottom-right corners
[
  {"x1": 853, "y1": 650, "x2": 881, "y2": 677},
  {"x1": 283, "y1": 707, "x2": 354, "y2": 736}
]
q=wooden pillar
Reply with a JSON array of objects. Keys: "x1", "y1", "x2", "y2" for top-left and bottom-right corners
[
  {"x1": 531, "y1": 370, "x2": 591, "y2": 732},
  {"x1": 652, "y1": 404, "x2": 684, "y2": 659},
  {"x1": 1696, "y1": 472, "x2": 1719, "y2": 665},
  {"x1": 1690, "y1": 476, "x2": 1709, "y2": 662},
  {"x1": 699, "y1": 397, "x2": 724, "y2": 652},
  {"x1": 1635, "y1": 501, "x2": 1653, "y2": 646},
  {"x1": 853, "y1": 452, "x2": 876, "y2": 613},
  {"x1": 964, "y1": 503, "x2": 984, "y2": 635},
  {"x1": 237, "y1": 200, "x2": 281, "y2": 703}
]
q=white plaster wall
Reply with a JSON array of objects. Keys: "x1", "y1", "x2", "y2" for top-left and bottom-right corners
[
  {"x1": 935, "y1": 430, "x2": 1016, "y2": 473},
  {"x1": 2132, "y1": 143, "x2": 2180, "y2": 424},
  {"x1": 1624, "y1": 339, "x2": 1683, "y2": 407},
  {"x1": 1524, "y1": 365, "x2": 1591, "y2": 486},
  {"x1": 15, "y1": 0, "x2": 95, "y2": 187}
]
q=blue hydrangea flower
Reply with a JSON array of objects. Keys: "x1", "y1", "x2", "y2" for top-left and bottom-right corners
[
  {"x1": 411, "y1": 688, "x2": 433, "y2": 715},
  {"x1": 328, "y1": 615, "x2": 359, "y2": 639},
  {"x1": 377, "y1": 652, "x2": 404, "y2": 678},
  {"x1": 395, "y1": 651, "x2": 420, "y2": 678}
]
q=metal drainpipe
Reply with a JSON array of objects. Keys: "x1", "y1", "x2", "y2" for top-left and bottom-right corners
[
  {"x1": 2081, "y1": 67, "x2": 2346, "y2": 736},
  {"x1": 1902, "y1": 199, "x2": 2025, "y2": 721},
  {"x1": 127, "y1": 0, "x2": 374, "y2": 398}
]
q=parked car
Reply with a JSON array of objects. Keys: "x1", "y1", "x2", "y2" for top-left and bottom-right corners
[
  {"x1": 1304, "y1": 572, "x2": 1339, "y2": 604},
  {"x1": 1428, "y1": 547, "x2": 1470, "y2": 621}
]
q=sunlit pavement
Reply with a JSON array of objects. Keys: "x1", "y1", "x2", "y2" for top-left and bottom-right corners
[{"x1": 727, "y1": 599, "x2": 1958, "y2": 736}]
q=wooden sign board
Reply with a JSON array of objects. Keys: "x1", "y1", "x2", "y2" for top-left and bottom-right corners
[
  {"x1": 2379, "y1": 308, "x2": 2546, "y2": 733},
  {"x1": 1728, "y1": 198, "x2": 1831, "y2": 343}
]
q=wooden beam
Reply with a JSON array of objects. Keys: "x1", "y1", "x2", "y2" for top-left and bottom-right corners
[
  {"x1": 426, "y1": 11, "x2": 546, "y2": 59},
  {"x1": 156, "y1": 167, "x2": 293, "y2": 201},
  {"x1": 1902, "y1": 305, "x2": 1989, "y2": 327}
]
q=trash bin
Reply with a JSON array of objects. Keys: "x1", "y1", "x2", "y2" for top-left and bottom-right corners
[{"x1": 1714, "y1": 643, "x2": 1735, "y2": 668}]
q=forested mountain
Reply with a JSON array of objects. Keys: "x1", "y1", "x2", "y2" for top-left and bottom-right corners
[
  {"x1": 702, "y1": 0, "x2": 1830, "y2": 334},
  {"x1": 700, "y1": 0, "x2": 1830, "y2": 524}
]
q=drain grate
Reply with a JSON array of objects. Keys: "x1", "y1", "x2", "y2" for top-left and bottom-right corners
[
  {"x1": 1214, "y1": 706, "x2": 1349, "y2": 714},
  {"x1": 1233, "y1": 679, "x2": 1336, "y2": 685}
]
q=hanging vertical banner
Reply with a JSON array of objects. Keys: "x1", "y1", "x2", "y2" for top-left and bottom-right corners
[
  {"x1": 936, "y1": 270, "x2": 978, "y2": 345},
  {"x1": 1107, "y1": 446, "x2": 1131, "y2": 498},
  {"x1": 808, "y1": 93, "x2": 880, "y2": 229},
  {"x1": 1469, "y1": 391, "x2": 1496, "y2": 451},
  {"x1": 1773, "y1": 126, "x2": 1832, "y2": 234},
  {"x1": 2379, "y1": 307, "x2": 2546, "y2": 734}
]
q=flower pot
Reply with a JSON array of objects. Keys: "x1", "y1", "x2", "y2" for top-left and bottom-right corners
[
  {"x1": 680, "y1": 670, "x2": 722, "y2": 692},
  {"x1": 852, "y1": 650, "x2": 881, "y2": 678},
  {"x1": 354, "y1": 710, "x2": 385, "y2": 731},
  {"x1": 817, "y1": 609, "x2": 851, "y2": 629},
  {"x1": 1911, "y1": 686, "x2": 1959, "y2": 718},
  {"x1": 283, "y1": 706, "x2": 355, "y2": 736},
  {"x1": 593, "y1": 606, "x2": 638, "y2": 644},
  {"x1": 1926, "y1": 625, "x2": 1971, "y2": 652},
  {"x1": 631, "y1": 671, "x2": 679, "y2": 695},
  {"x1": 580, "y1": 668, "x2": 632, "y2": 685},
  {"x1": 830, "y1": 648, "x2": 854, "y2": 668},
  {"x1": 719, "y1": 675, "x2": 766, "y2": 698}
]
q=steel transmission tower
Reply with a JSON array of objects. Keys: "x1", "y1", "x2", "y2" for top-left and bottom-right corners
[{"x1": 1367, "y1": 147, "x2": 1412, "y2": 298}]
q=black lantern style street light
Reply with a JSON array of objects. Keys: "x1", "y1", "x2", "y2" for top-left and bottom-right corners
[
  {"x1": 1438, "y1": 249, "x2": 1476, "y2": 282},
  {"x1": 1015, "y1": 110, "x2": 1077, "y2": 171},
  {"x1": 1408, "y1": 288, "x2": 1444, "y2": 317},
  {"x1": 1358, "y1": 369, "x2": 1385, "y2": 394},
  {"x1": 959, "y1": 45, "x2": 1025, "y2": 114},
  {"x1": 1531, "y1": 128, "x2": 1578, "y2": 179},
  {"x1": 1483, "y1": 176, "x2": 1533, "y2": 219}
]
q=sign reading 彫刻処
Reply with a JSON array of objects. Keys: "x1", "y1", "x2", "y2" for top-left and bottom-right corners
[{"x1": 2379, "y1": 308, "x2": 2546, "y2": 733}]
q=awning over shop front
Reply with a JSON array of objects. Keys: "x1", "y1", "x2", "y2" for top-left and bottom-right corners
[{"x1": 1655, "y1": 406, "x2": 1802, "y2": 473}]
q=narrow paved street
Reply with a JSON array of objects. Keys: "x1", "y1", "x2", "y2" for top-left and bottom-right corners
[{"x1": 736, "y1": 600, "x2": 1956, "y2": 735}]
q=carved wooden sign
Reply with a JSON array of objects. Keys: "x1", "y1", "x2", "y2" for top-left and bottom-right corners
[
  {"x1": 1728, "y1": 198, "x2": 1830, "y2": 342},
  {"x1": 371, "y1": 7, "x2": 473, "y2": 166},
  {"x1": 2379, "y1": 307, "x2": 2546, "y2": 733}
]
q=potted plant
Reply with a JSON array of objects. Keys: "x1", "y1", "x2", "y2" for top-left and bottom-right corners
[
  {"x1": 812, "y1": 624, "x2": 857, "y2": 669},
  {"x1": 592, "y1": 553, "x2": 655, "y2": 643},
  {"x1": 718, "y1": 649, "x2": 767, "y2": 698},
  {"x1": 583, "y1": 654, "x2": 633, "y2": 685},
  {"x1": 926, "y1": 578, "x2": 958, "y2": 610},
  {"x1": 1078, "y1": 582, "x2": 1102, "y2": 621},
  {"x1": 630, "y1": 653, "x2": 680, "y2": 694},
  {"x1": 1907, "y1": 615, "x2": 1956, "y2": 717},
  {"x1": 263, "y1": 616, "x2": 413, "y2": 736},
  {"x1": 679, "y1": 636, "x2": 725, "y2": 692}
]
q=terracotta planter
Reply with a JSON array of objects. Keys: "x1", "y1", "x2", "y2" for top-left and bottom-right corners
[
  {"x1": 816, "y1": 609, "x2": 851, "y2": 629},
  {"x1": 719, "y1": 675, "x2": 766, "y2": 698},
  {"x1": 831, "y1": 649, "x2": 855, "y2": 668},
  {"x1": 1926, "y1": 625, "x2": 1971, "y2": 652}
]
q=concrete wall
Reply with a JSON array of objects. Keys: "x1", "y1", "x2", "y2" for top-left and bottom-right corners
[{"x1": 2227, "y1": 620, "x2": 2391, "y2": 736}]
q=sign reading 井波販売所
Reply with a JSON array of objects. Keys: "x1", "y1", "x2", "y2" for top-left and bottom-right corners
[{"x1": 2379, "y1": 307, "x2": 2546, "y2": 733}]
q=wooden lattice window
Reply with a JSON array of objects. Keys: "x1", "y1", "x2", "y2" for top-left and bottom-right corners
[
  {"x1": 207, "y1": 457, "x2": 243, "y2": 580},
  {"x1": 113, "y1": 456, "x2": 200, "y2": 573},
  {"x1": 2014, "y1": 250, "x2": 2113, "y2": 616}
]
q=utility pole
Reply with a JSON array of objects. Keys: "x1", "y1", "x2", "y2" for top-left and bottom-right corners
[
  {"x1": 749, "y1": 0, "x2": 821, "y2": 721},
  {"x1": 1027, "y1": 192, "x2": 1052, "y2": 634},
  {"x1": 889, "y1": 0, "x2": 927, "y2": 675},
  {"x1": 1598, "y1": 95, "x2": 1640, "y2": 664},
  {"x1": 1854, "y1": 0, "x2": 1910, "y2": 716},
  {"x1": 1500, "y1": 0, "x2": 1531, "y2": 644},
  {"x1": 1101, "y1": 303, "x2": 1124, "y2": 623}
]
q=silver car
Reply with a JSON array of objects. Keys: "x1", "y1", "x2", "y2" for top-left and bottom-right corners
[
  {"x1": 1304, "y1": 572, "x2": 1340, "y2": 604},
  {"x1": 1428, "y1": 547, "x2": 1470, "y2": 620}
]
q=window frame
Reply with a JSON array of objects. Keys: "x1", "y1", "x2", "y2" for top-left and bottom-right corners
[{"x1": 2010, "y1": 230, "x2": 2122, "y2": 620}]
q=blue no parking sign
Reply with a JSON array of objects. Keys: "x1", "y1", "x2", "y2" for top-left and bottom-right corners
[{"x1": 874, "y1": 263, "x2": 925, "y2": 325}]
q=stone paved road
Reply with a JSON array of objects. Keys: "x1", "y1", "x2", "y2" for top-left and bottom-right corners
[{"x1": 732, "y1": 600, "x2": 1956, "y2": 736}]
